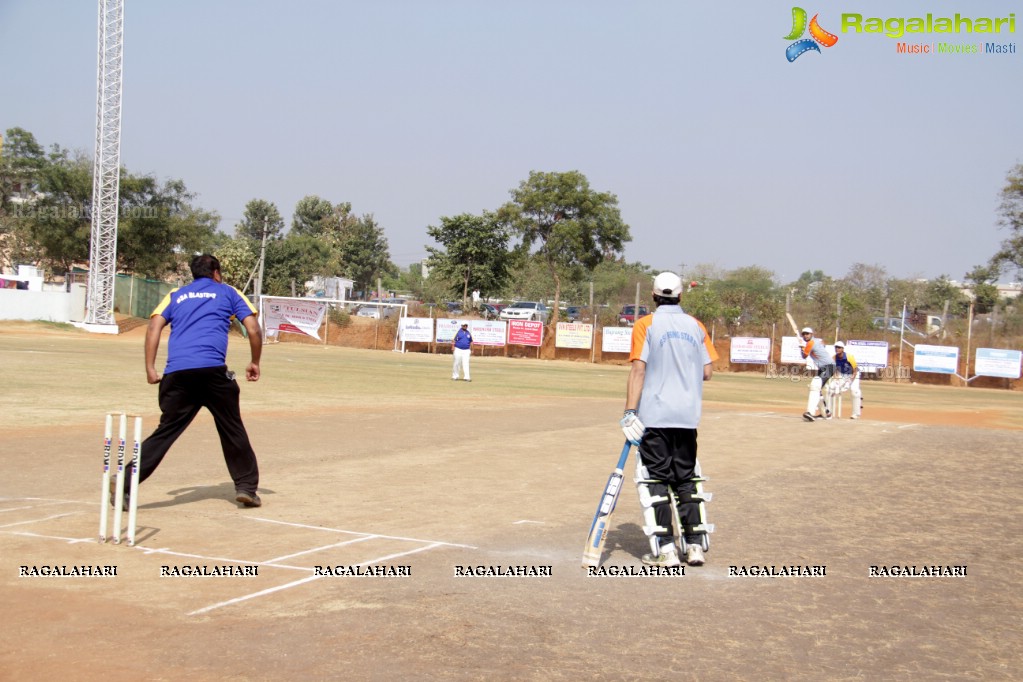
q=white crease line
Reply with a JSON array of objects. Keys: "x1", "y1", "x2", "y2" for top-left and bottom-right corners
[
  {"x1": 188, "y1": 543, "x2": 445, "y2": 616},
  {"x1": 242, "y1": 516, "x2": 477, "y2": 549},
  {"x1": 0, "y1": 500, "x2": 83, "y2": 513},
  {"x1": 0, "y1": 512, "x2": 80, "y2": 529},
  {"x1": 263, "y1": 536, "x2": 377, "y2": 564},
  {"x1": 9, "y1": 530, "x2": 96, "y2": 544},
  {"x1": 134, "y1": 546, "x2": 312, "y2": 573},
  {"x1": 0, "y1": 497, "x2": 82, "y2": 505},
  {"x1": 187, "y1": 574, "x2": 323, "y2": 616},
  {"x1": 898, "y1": 424, "x2": 919, "y2": 430},
  {"x1": 514, "y1": 520, "x2": 545, "y2": 525}
]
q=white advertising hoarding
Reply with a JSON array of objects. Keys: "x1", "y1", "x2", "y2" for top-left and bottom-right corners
[
  {"x1": 398, "y1": 317, "x2": 434, "y2": 343},
  {"x1": 780, "y1": 336, "x2": 804, "y2": 364},
  {"x1": 470, "y1": 320, "x2": 507, "y2": 346},
  {"x1": 601, "y1": 326, "x2": 632, "y2": 354},
  {"x1": 730, "y1": 337, "x2": 771, "y2": 364},
  {"x1": 975, "y1": 348, "x2": 1022, "y2": 379},
  {"x1": 846, "y1": 340, "x2": 888, "y2": 368},
  {"x1": 913, "y1": 344, "x2": 959, "y2": 374}
]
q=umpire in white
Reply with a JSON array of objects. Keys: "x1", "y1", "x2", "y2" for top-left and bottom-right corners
[{"x1": 620, "y1": 272, "x2": 718, "y2": 567}]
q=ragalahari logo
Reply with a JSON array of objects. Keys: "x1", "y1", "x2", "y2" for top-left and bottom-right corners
[{"x1": 784, "y1": 7, "x2": 839, "y2": 61}]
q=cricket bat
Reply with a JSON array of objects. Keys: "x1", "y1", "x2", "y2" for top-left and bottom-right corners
[
  {"x1": 785, "y1": 312, "x2": 800, "y2": 336},
  {"x1": 582, "y1": 442, "x2": 632, "y2": 567}
]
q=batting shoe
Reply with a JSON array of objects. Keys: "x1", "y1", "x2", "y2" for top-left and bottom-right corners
[
  {"x1": 802, "y1": 412, "x2": 815, "y2": 422},
  {"x1": 235, "y1": 490, "x2": 262, "y2": 508},
  {"x1": 108, "y1": 478, "x2": 130, "y2": 512},
  {"x1": 850, "y1": 414, "x2": 860, "y2": 420},
  {"x1": 685, "y1": 544, "x2": 706, "y2": 566},
  {"x1": 641, "y1": 549, "x2": 681, "y2": 568}
]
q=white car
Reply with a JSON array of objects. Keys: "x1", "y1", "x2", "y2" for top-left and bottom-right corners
[
  {"x1": 356, "y1": 304, "x2": 397, "y2": 320},
  {"x1": 499, "y1": 301, "x2": 549, "y2": 323}
]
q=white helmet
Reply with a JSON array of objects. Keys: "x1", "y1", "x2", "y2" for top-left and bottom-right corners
[
  {"x1": 652, "y1": 272, "x2": 683, "y2": 297},
  {"x1": 801, "y1": 327, "x2": 813, "y2": 335},
  {"x1": 834, "y1": 340, "x2": 845, "y2": 349}
]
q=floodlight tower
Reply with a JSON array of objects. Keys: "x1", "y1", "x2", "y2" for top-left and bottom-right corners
[{"x1": 83, "y1": 0, "x2": 124, "y2": 332}]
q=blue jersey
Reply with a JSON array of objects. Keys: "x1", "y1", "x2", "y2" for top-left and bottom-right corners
[
  {"x1": 151, "y1": 277, "x2": 257, "y2": 374},
  {"x1": 454, "y1": 328, "x2": 473, "y2": 350},
  {"x1": 835, "y1": 352, "x2": 857, "y2": 376}
]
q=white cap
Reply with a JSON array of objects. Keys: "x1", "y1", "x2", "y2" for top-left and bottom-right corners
[
  {"x1": 652, "y1": 272, "x2": 683, "y2": 297},
  {"x1": 801, "y1": 327, "x2": 813, "y2": 335},
  {"x1": 834, "y1": 340, "x2": 845, "y2": 348}
]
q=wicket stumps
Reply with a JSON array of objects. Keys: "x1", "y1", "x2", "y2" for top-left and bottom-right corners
[{"x1": 99, "y1": 412, "x2": 142, "y2": 545}]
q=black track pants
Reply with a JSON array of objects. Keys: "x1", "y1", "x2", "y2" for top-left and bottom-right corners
[{"x1": 138, "y1": 366, "x2": 259, "y2": 493}]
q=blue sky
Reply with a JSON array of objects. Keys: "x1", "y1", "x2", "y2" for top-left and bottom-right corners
[{"x1": 2, "y1": 0, "x2": 1020, "y2": 283}]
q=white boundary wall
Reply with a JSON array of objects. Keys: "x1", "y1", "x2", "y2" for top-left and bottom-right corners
[{"x1": 0, "y1": 289, "x2": 73, "y2": 323}]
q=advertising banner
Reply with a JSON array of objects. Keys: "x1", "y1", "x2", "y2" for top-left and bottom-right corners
[
  {"x1": 601, "y1": 326, "x2": 632, "y2": 354},
  {"x1": 846, "y1": 340, "x2": 889, "y2": 368},
  {"x1": 436, "y1": 318, "x2": 467, "y2": 343},
  {"x1": 730, "y1": 337, "x2": 771, "y2": 364},
  {"x1": 913, "y1": 344, "x2": 959, "y2": 374},
  {"x1": 555, "y1": 322, "x2": 593, "y2": 349},
  {"x1": 470, "y1": 320, "x2": 507, "y2": 346},
  {"x1": 507, "y1": 320, "x2": 543, "y2": 347},
  {"x1": 398, "y1": 317, "x2": 434, "y2": 343},
  {"x1": 975, "y1": 348, "x2": 1022, "y2": 379},
  {"x1": 780, "y1": 336, "x2": 804, "y2": 364},
  {"x1": 263, "y1": 298, "x2": 327, "y2": 339}
]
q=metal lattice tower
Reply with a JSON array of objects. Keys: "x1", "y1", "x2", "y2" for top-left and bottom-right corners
[{"x1": 84, "y1": 0, "x2": 124, "y2": 330}]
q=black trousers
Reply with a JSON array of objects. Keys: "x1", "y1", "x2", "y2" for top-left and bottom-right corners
[
  {"x1": 638, "y1": 427, "x2": 702, "y2": 542},
  {"x1": 139, "y1": 366, "x2": 259, "y2": 494}
]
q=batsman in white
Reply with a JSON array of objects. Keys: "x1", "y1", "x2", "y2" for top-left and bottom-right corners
[
  {"x1": 799, "y1": 327, "x2": 836, "y2": 422},
  {"x1": 620, "y1": 272, "x2": 718, "y2": 567},
  {"x1": 832, "y1": 341, "x2": 862, "y2": 419}
]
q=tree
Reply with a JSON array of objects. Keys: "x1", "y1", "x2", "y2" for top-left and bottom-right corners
[
  {"x1": 214, "y1": 236, "x2": 259, "y2": 291},
  {"x1": 291, "y1": 195, "x2": 334, "y2": 236},
  {"x1": 923, "y1": 275, "x2": 969, "y2": 316},
  {"x1": 261, "y1": 234, "x2": 333, "y2": 296},
  {"x1": 964, "y1": 265, "x2": 999, "y2": 314},
  {"x1": 842, "y1": 263, "x2": 888, "y2": 309},
  {"x1": 715, "y1": 266, "x2": 780, "y2": 332},
  {"x1": 25, "y1": 148, "x2": 93, "y2": 274},
  {"x1": 332, "y1": 213, "x2": 392, "y2": 297},
  {"x1": 0, "y1": 127, "x2": 46, "y2": 207},
  {"x1": 426, "y1": 212, "x2": 509, "y2": 308},
  {"x1": 117, "y1": 175, "x2": 219, "y2": 279},
  {"x1": 235, "y1": 199, "x2": 284, "y2": 241},
  {"x1": 497, "y1": 170, "x2": 630, "y2": 323},
  {"x1": 992, "y1": 163, "x2": 1023, "y2": 281}
]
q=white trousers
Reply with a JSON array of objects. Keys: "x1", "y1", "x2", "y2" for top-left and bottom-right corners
[{"x1": 452, "y1": 348, "x2": 471, "y2": 380}]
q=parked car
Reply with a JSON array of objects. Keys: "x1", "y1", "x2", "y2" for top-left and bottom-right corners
[
  {"x1": 871, "y1": 317, "x2": 925, "y2": 336},
  {"x1": 479, "y1": 303, "x2": 502, "y2": 320},
  {"x1": 499, "y1": 301, "x2": 549, "y2": 322},
  {"x1": 445, "y1": 302, "x2": 464, "y2": 316},
  {"x1": 618, "y1": 304, "x2": 649, "y2": 326},
  {"x1": 565, "y1": 306, "x2": 585, "y2": 322},
  {"x1": 357, "y1": 304, "x2": 398, "y2": 320}
]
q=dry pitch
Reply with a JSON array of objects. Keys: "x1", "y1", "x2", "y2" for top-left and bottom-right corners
[{"x1": 1, "y1": 322, "x2": 1020, "y2": 681}]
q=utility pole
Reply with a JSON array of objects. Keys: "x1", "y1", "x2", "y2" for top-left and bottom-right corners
[{"x1": 255, "y1": 215, "x2": 268, "y2": 301}]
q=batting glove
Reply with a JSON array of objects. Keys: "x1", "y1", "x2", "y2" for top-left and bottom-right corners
[
  {"x1": 798, "y1": 338, "x2": 807, "y2": 348},
  {"x1": 620, "y1": 409, "x2": 645, "y2": 445}
]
